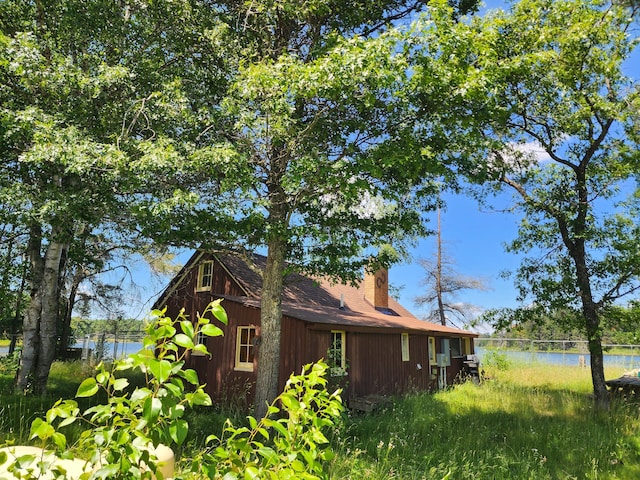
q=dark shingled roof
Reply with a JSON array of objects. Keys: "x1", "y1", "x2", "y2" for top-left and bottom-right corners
[
  {"x1": 215, "y1": 254, "x2": 476, "y2": 336},
  {"x1": 157, "y1": 251, "x2": 477, "y2": 337}
]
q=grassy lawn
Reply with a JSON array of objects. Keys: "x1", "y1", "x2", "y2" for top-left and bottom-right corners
[
  {"x1": 328, "y1": 363, "x2": 640, "y2": 479},
  {"x1": 1, "y1": 360, "x2": 639, "y2": 479}
]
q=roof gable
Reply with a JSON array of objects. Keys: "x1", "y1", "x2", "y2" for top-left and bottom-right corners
[{"x1": 159, "y1": 250, "x2": 477, "y2": 337}]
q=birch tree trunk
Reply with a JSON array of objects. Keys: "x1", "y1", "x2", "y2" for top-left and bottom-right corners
[
  {"x1": 16, "y1": 224, "x2": 68, "y2": 394},
  {"x1": 34, "y1": 236, "x2": 68, "y2": 394},
  {"x1": 16, "y1": 224, "x2": 45, "y2": 392}
]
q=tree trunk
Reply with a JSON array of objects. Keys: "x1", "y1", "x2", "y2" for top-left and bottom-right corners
[
  {"x1": 586, "y1": 316, "x2": 608, "y2": 410},
  {"x1": 16, "y1": 224, "x2": 44, "y2": 392},
  {"x1": 254, "y1": 235, "x2": 286, "y2": 419},
  {"x1": 573, "y1": 244, "x2": 609, "y2": 409},
  {"x1": 435, "y1": 206, "x2": 446, "y2": 326},
  {"x1": 34, "y1": 237, "x2": 68, "y2": 394},
  {"x1": 8, "y1": 263, "x2": 26, "y2": 356},
  {"x1": 16, "y1": 223, "x2": 68, "y2": 394},
  {"x1": 58, "y1": 273, "x2": 80, "y2": 356}
]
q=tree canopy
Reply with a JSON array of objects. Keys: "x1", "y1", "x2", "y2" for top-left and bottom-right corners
[
  {"x1": 133, "y1": 0, "x2": 462, "y2": 417},
  {"x1": 0, "y1": 0, "x2": 224, "y2": 392},
  {"x1": 412, "y1": 0, "x2": 640, "y2": 407},
  {"x1": 1, "y1": 0, "x2": 481, "y2": 406}
]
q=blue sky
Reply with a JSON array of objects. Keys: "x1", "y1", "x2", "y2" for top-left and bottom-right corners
[
  {"x1": 120, "y1": 189, "x2": 524, "y2": 329},
  {"x1": 115, "y1": 188, "x2": 522, "y2": 324},
  {"x1": 390, "y1": 190, "x2": 522, "y2": 326}
]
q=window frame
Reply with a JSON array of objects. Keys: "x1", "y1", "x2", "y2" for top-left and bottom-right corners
[
  {"x1": 329, "y1": 330, "x2": 347, "y2": 376},
  {"x1": 196, "y1": 260, "x2": 214, "y2": 292},
  {"x1": 428, "y1": 336, "x2": 436, "y2": 365},
  {"x1": 235, "y1": 326, "x2": 257, "y2": 372},
  {"x1": 401, "y1": 333, "x2": 410, "y2": 362}
]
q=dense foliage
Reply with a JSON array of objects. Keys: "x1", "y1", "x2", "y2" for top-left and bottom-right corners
[
  {"x1": 0, "y1": 301, "x2": 344, "y2": 479},
  {"x1": 410, "y1": 0, "x2": 640, "y2": 407}
]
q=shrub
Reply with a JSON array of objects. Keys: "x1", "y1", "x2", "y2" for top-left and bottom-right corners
[
  {"x1": 187, "y1": 362, "x2": 343, "y2": 479},
  {"x1": 0, "y1": 300, "x2": 343, "y2": 479},
  {"x1": 482, "y1": 349, "x2": 512, "y2": 371}
]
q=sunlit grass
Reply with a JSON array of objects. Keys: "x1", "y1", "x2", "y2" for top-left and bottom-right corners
[
  {"x1": 2, "y1": 359, "x2": 640, "y2": 479},
  {"x1": 329, "y1": 364, "x2": 640, "y2": 479}
]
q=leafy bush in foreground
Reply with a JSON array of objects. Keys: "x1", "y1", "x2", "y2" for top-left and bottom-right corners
[{"x1": 0, "y1": 300, "x2": 343, "y2": 479}]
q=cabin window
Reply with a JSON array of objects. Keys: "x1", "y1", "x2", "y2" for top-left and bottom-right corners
[
  {"x1": 401, "y1": 333, "x2": 410, "y2": 362},
  {"x1": 428, "y1": 337, "x2": 436, "y2": 365},
  {"x1": 450, "y1": 337, "x2": 462, "y2": 358},
  {"x1": 328, "y1": 330, "x2": 346, "y2": 376},
  {"x1": 196, "y1": 261, "x2": 213, "y2": 292},
  {"x1": 463, "y1": 337, "x2": 471, "y2": 355},
  {"x1": 235, "y1": 326, "x2": 257, "y2": 371}
]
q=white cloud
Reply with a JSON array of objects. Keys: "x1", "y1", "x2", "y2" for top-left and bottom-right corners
[{"x1": 512, "y1": 141, "x2": 552, "y2": 163}]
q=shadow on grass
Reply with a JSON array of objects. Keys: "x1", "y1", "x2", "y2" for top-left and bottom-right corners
[{"x1": 330, "y1": 380, "x2": 640, "y2": 479}]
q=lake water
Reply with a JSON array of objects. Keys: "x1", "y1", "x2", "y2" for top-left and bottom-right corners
[
  {"x1": 0, "y1": 341, "x2": 144, "y2": 359},
  {"x1": 476, "y1": 347, "x2": 640, "y2": 369},
  {"x1": 2, "y1": 344, "x2": 639, "y2": 370}
]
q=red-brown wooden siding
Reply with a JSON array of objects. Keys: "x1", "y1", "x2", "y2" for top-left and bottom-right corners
[{"x1": 159, "y1": 253, "x2": 476, "y2": 406}]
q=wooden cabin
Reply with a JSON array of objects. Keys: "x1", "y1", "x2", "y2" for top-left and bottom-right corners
[{"x1": 154, "y1": 251, "x2": 478, "y2": 407}]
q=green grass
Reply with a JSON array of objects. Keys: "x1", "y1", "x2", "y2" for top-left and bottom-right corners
[
  {"x1": 328, "y1": 364, "x2": 640, "y2": 479},
  {"x1": 2, "y1": 361, "x2": 640, "y2": 479}
]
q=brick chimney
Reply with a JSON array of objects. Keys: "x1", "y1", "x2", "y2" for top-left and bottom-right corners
[{"x1": 364, "y1": 267, "x2": 389, "y2": 309}]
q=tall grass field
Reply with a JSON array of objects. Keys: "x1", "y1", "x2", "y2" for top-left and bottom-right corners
[
  {"x1": 328, "y1": 361, "x2": 640, "y2": 479},
  {"x1": 1, "y1": 358, "x2": 639, "y2": 479}
]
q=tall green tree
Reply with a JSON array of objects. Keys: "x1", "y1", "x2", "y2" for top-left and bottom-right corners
[
  {"x1": 135, "y1": 0, "x2": 486, "y2": 417},
  {"x1": 412, "y1": 0, "x2": 640, "y2": 407},
  {"x1": 0, "y1": 0, "x2": 223, "y2": 393}
]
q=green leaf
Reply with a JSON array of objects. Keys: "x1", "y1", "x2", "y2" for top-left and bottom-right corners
[
  {"x1": 201, "y1": 324, "x2": 224, "y2": 337},
  {"x1": 189, "y1": 390, "x2": 212, "y2": 406},
  {"x1": 130, "y1": 387, "x2": 153, "y2": 403},
  {"x1": 30, "y1": 418, "x2": 55, "y2": 440},
  {"x1": 165, "y1": 382, "x2": 182, "y2": 397},
  {"x1": 51, "y1": 432, "x2": 67, "y2": 450},
  {"x1": 180, "y1": 320, "x2": 195, "y2": 339},
  {"x1": 244, "y1": 465, "x2": 260, "y2": 479},
  {"x1": 180, "y1": 368, "x2": 199, "y2": 386},
  {"x1": 174, "y1": 333, "x2": 194, "y2": 349},
  {"x1": 270, "y1": 421, "x2": 289, "y2": 438},
  {"x1": 58, "y1": 416, "x2": 77, "y2": 428},
  {"x1": 76, "y1": 378, "x2": 99, "y2": 397},
  {"x1": 148, "y1": 358, "x2": 172, "y2": 383},
  {"x1": 111, "y1": 378, "x2": 129, "y2": 391},
  {"x1": 209, "y1": 303, "x2": 228, "y2": 324},
  {"x1": 143, "y1": 397, "x2": 162, "y2": 424},
  {"x1": 192, "y1": 344, "x2": 209, "y2": 355},
  {"x1": 169, "y1": 419, "x2": 189, "y2": 445}
]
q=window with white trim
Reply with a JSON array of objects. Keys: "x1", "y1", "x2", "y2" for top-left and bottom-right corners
[
  {"x1": 401, "y1": 333, "x2": 410, "y2": 362},
  {"x1": 235, "y1": 326, "x2": 257, "y2": 371},
  {"x1": 428, "y1": 336, "x2": 436, "y2": 365},
  {"x1": 329, "y1": 330, "x2": 346, "y2": 376},
  {"x1": 196, "y1": 261, "x2": 213, "y2": 292}
]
